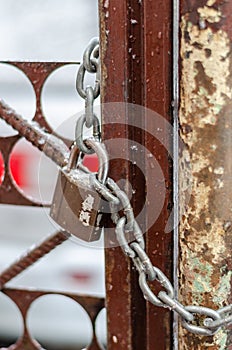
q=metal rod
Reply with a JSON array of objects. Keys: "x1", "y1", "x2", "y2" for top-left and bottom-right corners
[
  {"x1": 0, "y1": 231, "x2": 68, "y2": 288},
  {"x1": 0, "y1": 99, "x2": 70, "y2": 168},
  {"x1": 173, "y1": 0, "x2": 180, "y2": 348}
]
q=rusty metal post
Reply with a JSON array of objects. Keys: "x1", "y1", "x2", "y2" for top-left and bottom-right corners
[
  {"x1": 99, "y1": 0, "x2": 173, "y2": 349},
  {"x1": 99, "y1": 2, "x2": 147, "y2": 349},
  {"x1": 143, "y1": 1, "x2": 173, "y2": 349},
  {"x1": 179, "y1": 1, "x2": 232, "y2": 348}
]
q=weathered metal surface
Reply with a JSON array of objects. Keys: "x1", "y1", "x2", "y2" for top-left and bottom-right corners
[
  {"x1": 50, "y1": 162, "x2": 103, "y2": 242},
  {"x1": 179, "y1": 1, "x2": 232, "y2": 348},
  {"x1": 0, "y1": 61, "x2": 104, "y2": 350},
  {"x1": 0, "y1": 100, "x2": 69, "y2": 169},
  {"x1": 1, "y1": 288, "x2": 104, "y2": 350},
  {"x1": 100, "y1": 0, "x2": 173, "y2": 349},
  {"x1": 0, "y1": 62, "x2": 71, "y2": 207},
  {"x1": 143, "y1": 1, "x2": 173, "y2": 349},
  {"x1": 99, "y1": 1, "x2": 147, "y2": 349},
  {"x1": 0, "y1": 5, "x2": 175, "y2": 348},
  {"x1": 0, "y1": 231, "x2": 104, "y2": 350}
]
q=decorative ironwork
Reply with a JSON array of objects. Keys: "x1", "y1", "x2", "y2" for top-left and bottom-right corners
[{"x1": 0, "y1": 62, "x2": 104, "y2": 350}]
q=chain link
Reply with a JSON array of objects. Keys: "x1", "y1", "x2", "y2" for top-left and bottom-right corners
[
  {"x1": 182, "y1": 306, "x2": 222, "y2": 336},
  {"x1": 130, "y1": 242, "x2": 156, "y2": 281},
  {"x1": 75, "y1": 114, "x2": 100, "y2": 154},
  {"x1": 204, "y1": 305, "x2": 232, "y2": 329},
  {"x1": 76, "y1": 37, "x2": 100, "y2": 101},
  {"x1": 75, "y1": 38, "x2": 100, "y2": 153},
  {"x1": 82, "y1": 37, "x2": 99, "y2": 73},
  {"x1": 77, "y1": 39, "x2": 232, "y2": 337},
  {"x1": 85, "y1": 86, "x2": 95, "y2": 128},
  {"x1": 76, "y1": 63, "x2": 100, "y2": 100},
  {"x1": 91, "y1": 171, "x2": 232, "y2": 336}
]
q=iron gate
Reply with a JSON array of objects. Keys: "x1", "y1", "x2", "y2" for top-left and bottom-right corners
[{"x1": 0, "y1": 1, "x2": 231, "y2": 349}]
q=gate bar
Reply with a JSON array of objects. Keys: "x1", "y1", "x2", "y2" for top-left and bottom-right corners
[
  {"x1": 179, "y1": 1, "x2": 232, "y2": 348},
  {"x1": 99, "y1": 0, "x2": 173, "y2": 349}
]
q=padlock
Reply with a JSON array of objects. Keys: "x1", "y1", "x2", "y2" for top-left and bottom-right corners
[{"x1": 50, "y1": 139, "x2": 108, "y2": 242}]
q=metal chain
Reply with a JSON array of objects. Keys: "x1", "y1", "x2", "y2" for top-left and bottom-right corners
[
  {"x1": 75, "y1": 37, "x2": 101, "y2": 154},
  {"x1": 90, "y1": 170, "x2": 232, "y2": 336},
  {"x1": 75, "y1": 39, "x2": 232, "y2": 337}
]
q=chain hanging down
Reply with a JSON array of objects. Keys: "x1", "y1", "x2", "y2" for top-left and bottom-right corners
[
  {"x1": 90, "y1": 167, "x2": 232, "y2": 337},
  {"x1": 73, "y1": 38, "x2": 232, "y2": 337},
  {"x1": 75, "y1": 37, "x2": 101, "y2": 154}
]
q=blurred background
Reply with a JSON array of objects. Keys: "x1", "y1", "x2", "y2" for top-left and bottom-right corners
[{"x1": 0, "y1": 1, "x2": 106, "y2": 349}]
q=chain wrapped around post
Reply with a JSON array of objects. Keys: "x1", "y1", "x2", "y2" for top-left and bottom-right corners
[
  {"x1": 0, "y1": 38, "x2": 231, "y2": 338},
  {"x1": 72, "y1": 37, "x2": 232, "y2": 334},
  {"x1": 87, "y1": 141, "x2": 232, "y2": 337}
]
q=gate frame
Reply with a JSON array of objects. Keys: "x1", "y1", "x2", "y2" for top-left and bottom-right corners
[{"x1": 99, "y1": 1, "x2": 174, "y2": 349}]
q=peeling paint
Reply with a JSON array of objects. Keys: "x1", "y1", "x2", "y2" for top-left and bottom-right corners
[
  {"x1": 179, "y1": 2, "x2": 232, "y2": 348},
  {"x1": 99, "y1": 0, "x2": 109, "y2": 103},
  {"x1": 180, "y1": 23, "x2": 231, "y2": 130},
  {"x1": 207, "y1": 0, "x2": 216, "y2": 6},
  {"x1": 198, "y1": 6, "x2": 222, "y2": 23}
]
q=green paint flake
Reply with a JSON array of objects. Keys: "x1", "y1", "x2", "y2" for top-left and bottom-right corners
[
  {"x1": 190, "y1": 257, "x2": 214, "y2": 297},
  {"x1": 192, "y1": 256, "x2": 213, "y2": 276},
  {"x1": 215, "y1": 330, "x2": 228, "y2": 350},
  {"x1": 198, "y1": 86, "x2": 208, "y2": 96},
  {"x1": 190, "y1": 258, "x2": 230, "y2": 348},
  {"x1": 213, "y1": 103, "x2": 223, "y2": 114},
  {"x1": 213, "y1": 270, "x2": 232, "y2": 305},
  {"x1": 187, "y1": 21, "x2": 193, "y2": 29}
]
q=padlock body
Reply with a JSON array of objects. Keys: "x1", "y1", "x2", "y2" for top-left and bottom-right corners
[{"x1": 50, "y1": 167, "x2": 104, "y2": 242}]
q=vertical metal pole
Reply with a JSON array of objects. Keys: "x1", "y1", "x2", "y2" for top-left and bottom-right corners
[
  {"x1": 99, "y1": 1, "x2": 147, "y2": 349},
  {"x1": 99, "y1": 0, "x2": 173, "y2": 349},
  {"x1": 173, "y1": 0, "x2": 180, "y2": 348},
  {"x1": 143, "y1": 1, "x2": 173, "y2": 349},
  {"x1": 179, "y1": 1, "x2": 232, "y2": 348}
]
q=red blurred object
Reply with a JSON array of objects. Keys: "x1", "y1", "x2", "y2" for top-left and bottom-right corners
[
  {"x1": 0, "y1": 152, "x2": 98, "y2": 188},
  {"x1": 0, "y1": 152, "x2": 99, "y2": 187},
  {"x1": 82, "y1": 154, "x2": 98, "y2": 173},
  {"x1": 68, "y1": 272, "x2": 92, "y2": 284},
  {"x1": 10, "y1": 152, "x2": 28, "y2": 187}
]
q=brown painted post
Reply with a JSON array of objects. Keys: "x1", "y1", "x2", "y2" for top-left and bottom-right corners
[
  {"x1": 99, "y1": 2, "x2": 147, "y2": 349},
  {"x1": 179, "y1": 1, "x2": 232, "y2": 349},
  {"x1": 143, "y1": 1, "x2": 173, "y2": 349},
  {"x1": 99, "y1": 0, "x2": 173, "y2": 349}
]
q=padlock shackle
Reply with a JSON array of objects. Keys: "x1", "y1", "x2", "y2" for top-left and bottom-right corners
[
  {"x1": 66, "y1": 145, "x2": 79, "y2": 172},
  {"x1": 67, "y1": 140, "x2": 108, "y2": 184},
  {"x1": 85, "y1": 138, "x2": 108, "y2": 184}
]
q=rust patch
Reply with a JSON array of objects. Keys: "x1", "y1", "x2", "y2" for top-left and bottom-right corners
[
  {"x1": 181, "y1": 0, "x2": 232, "y2": 41},
  {"x1": 179, "y1": 1, "x2": 232, "y2": 348}
]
